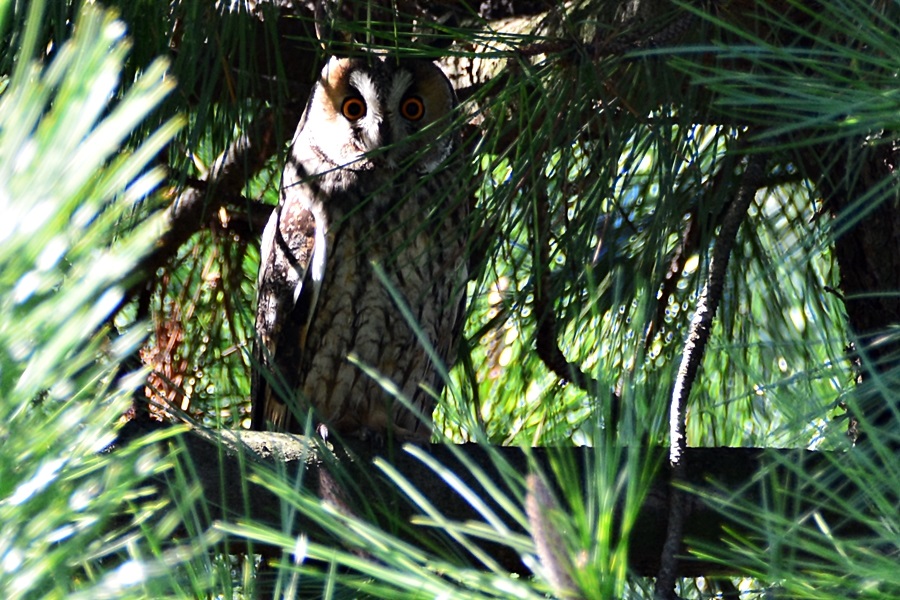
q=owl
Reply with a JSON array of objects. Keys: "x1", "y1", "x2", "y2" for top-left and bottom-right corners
[{"x1": 251, "y1": 55, "x2": 467, "y2": 442}]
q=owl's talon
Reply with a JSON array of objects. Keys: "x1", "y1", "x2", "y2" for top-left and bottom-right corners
[{"x1": 349, "y1": 426, "x2": 385, "y2": 446}]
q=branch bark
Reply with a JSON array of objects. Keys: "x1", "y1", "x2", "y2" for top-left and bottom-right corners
[
  {"x1": 115, "y1": 423, "x2": 878, "y2": 579},
  {"x1": 810, "y1": 138, "x2": 900, "y2": 442},
  {"x1": 657, "y1": 150, "x2": 767, "y2": 599},
  {"x1": 132, "y1": 108, "x2": 297, "y2": 295}
]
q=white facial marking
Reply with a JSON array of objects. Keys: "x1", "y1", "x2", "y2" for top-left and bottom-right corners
[
  {"x1": 384, "y1": 69, "x2": 418, "y2": 169},
  {"x1": 388, "y1": 70, "x2": 414, "y2": 116},
  {"x1": 348, "y1": 70, "x2": 382, "y2": 152}
]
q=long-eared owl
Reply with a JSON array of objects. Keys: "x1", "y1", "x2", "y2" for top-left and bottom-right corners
[{"x1": 251, "y1": 55, "x2": 467, "y2": 441}]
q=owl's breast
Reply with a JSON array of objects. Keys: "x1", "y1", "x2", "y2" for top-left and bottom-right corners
[{"x1": 296, "y1": 187, "x2": 465, "y2": 436}]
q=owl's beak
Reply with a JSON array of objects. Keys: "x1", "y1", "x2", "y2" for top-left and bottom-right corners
[
  {"x1": 378, "y1": 120, "x2": 392, "y2": 148},
  {"x1": 360, "y1": 120, "x2": 395, "y2": 168}
]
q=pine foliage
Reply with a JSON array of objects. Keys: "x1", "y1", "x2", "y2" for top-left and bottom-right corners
[{"x1": 1, "y1": 0, "x2": 898, "y2": 598}]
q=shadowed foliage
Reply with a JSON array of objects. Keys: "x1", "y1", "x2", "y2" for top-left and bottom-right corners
[{"x1": 1, "y1": 1, "x2": 898, "y2": 599}]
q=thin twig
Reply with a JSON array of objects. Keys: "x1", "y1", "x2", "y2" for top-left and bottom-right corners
[
  {"x1": 644, "y1": 207, "x2": 699, "y2": 350},
  {"x1": 533, "y1": 187, "x2": 592, "y2": 392},
  {"x1": 644, "y1": 152, "x2": 740, "y2": 350},
  {"x1": 589, "y1": 11, "x2": 698, "y2": 57},
  {"x1": 655, "y1": 151, "x2": 767, "y2": 600},
  {"x1": 515, "y1": 10, "x2": 698, "y2": 59}
]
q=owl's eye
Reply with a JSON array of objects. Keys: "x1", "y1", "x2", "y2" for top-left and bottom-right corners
[
  {"x1": 400, "y1": 96, "x2": 425, "y2": 121},
  {"x1": 341, "y1": 97, "x2": 367, "y2": 121}
]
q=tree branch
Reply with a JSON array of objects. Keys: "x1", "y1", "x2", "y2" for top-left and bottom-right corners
[
  {"x1": 533, "y1": 187, "x2": 593, "y2": 391},
  {"x1": 126, "y1": 108, "x2": 298, "y2": 302},
  {"x1": 113, "y1": 422, "x2": 878, "y2": 579},
  {"x1": 656, "y1": 150, "x2": 767, "y2": 598}
]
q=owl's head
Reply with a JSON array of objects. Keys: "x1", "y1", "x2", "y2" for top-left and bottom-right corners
[{"x1": 297, "y1": 55, "x2": 457, "y2": 174}]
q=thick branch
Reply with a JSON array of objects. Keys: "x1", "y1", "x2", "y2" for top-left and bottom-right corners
[
  {"x1": 155, "y1": 111, "x2": 283, "y2": 259},
  {"x1": 127, "y1": 108, "x2": 297, "y2": 302},
  {"x1": 115, "y1": 423, "x2": 877, "y2": 578}
]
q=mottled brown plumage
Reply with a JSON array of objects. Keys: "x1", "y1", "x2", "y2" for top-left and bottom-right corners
[{"x1": 252, "y1": 56, "x2": 467, "y2": 440}]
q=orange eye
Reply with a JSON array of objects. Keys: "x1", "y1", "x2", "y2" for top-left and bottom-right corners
[
  {"x1": 341, "y1": 97, "x2": 366, "y2": 120},
  {"x1": 400, "y1": 96, "x2": 425, "y2": 121}
]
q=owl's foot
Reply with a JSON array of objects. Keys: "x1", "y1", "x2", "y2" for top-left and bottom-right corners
[
  {"x1": 320, "y1": 417, "x2": 431, "y2": 448},
  {"x1": 342, "y1": 425, "x2": 431, "y2": 449},
  {"x1": 382, "y1": 426, "x2": 432, "y2": 448},
  {"x1": 316, "y1": 422, "x2": 385, "y2": 446},
  {"x1": 352, "y1": 426, "x2": 385, "y2": 446}
]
